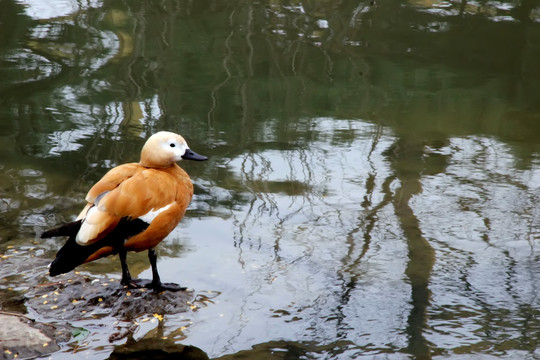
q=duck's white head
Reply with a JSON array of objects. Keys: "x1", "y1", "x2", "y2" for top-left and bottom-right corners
[{"x1": 139, "y1": 131, "x2": 207, "y2": 168}]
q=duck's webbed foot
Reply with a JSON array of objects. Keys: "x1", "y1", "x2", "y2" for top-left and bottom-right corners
[
  {"x1": 119, "y1": 249, "x2": 151, "y2": 289},
  {"x1": 119, "y1": 248, "x2": 186, "y2": 292},
  {"x1": 147, "y1": 248, "x2": 186, "y2": 292},
  {"x1": 121, "y1": 277, "x2": 151, "y2": 289},
  {"x1": 121, "y1": 278, "x2": 185, "y2": 292},
  {"x1": 150, "y1": 280, "x2": 186, "y2": 292}
]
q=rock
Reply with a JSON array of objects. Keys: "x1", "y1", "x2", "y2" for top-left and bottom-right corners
[
  {"x1": 25, "y1": 274, "x2": 194, "y2": 321},
  {"x1": 0, "y1": 312, "x2": 62, "y2": 359},
  {"x1": 1, "y1": 246, "x2": 197, "y2": 357}
]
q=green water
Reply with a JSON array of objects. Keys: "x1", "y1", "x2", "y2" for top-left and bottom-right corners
[{"x1": 1, "y1": 0, "x2": 540, "y2": 359}]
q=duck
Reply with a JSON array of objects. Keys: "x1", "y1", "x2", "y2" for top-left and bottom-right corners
[{"x1": 41, "y1": 131, "x2": 207, "y2": 291}]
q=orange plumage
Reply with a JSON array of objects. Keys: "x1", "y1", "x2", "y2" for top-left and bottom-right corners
[{"x1": 42, "y1": 131, "x2": 207, "y2": 291}]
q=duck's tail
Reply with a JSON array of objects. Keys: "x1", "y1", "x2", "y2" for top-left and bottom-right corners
[
  {"x1": 42, "y1": 218, "x2": 149, "y2": 276},
  {"x1": 41, "y1": 220, "x2": 96, "y2": 276}
]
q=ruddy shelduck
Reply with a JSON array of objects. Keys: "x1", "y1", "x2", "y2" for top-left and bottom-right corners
[{"x1": 41, "y1": 131, "x2": 207, "y2": 291}]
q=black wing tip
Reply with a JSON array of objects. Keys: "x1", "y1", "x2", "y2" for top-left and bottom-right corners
[
  {"x1": 48, "y1": 266, "x2": 61, "y2": 277},
  {"x1": 48, "y1": 245, "x2": 83, "y2": 276},
  {"x1": 48, "y1": 259, "x2": 64, "y2": 276}
]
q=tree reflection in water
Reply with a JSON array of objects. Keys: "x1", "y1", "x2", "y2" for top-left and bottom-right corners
[{"x1": 0, "y1": 0, "x2": 539, "y2": 359}]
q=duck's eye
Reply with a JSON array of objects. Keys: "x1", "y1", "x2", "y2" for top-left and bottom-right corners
[{"x1": 170, "y1": 143, "x2": 176, "y2": 148}]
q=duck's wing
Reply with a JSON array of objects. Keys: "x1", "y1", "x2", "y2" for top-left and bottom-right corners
[
  {"x1": 75, "y1": 163, "x2": 141, "y2": 245},
  {"x1": 76, "y1": 166, "x2": 182, "y2": 246},
  {"x1": 84, "y1": 163, "x2": 142, "y2": 204},
  {"x1": 122, "y1": 167, "x2": 194, "y2": 252}
]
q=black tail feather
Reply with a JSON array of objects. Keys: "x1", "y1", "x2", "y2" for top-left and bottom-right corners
[
  {"x1": 45, "y1": 218, "x2": 150, "y2": 277},
  {"x1": 41, "y1": 220, "x2": 83, "y2": 239}
]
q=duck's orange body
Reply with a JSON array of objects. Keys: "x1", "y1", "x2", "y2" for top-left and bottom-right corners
[{"x1": 42, "y1": 131, "x2": 207, "y2": 291}]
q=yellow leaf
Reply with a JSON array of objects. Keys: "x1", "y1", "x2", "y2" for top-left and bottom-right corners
[{"x1": 153, "y1": 313, "x2": 163, "y2": 321}]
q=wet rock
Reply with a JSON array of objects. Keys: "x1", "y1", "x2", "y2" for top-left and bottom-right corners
[
  {"x1": 1, "y1": 246, "x2": 197, "y2": 353},
  {"x1": 1, "y1": 247, "x2": 194, "y2": 321},
  {"x1": 26, "y1": 273, "x2": 194, "y2": 321},
  {"x1": 0, "y1": 312, "x2": 71, "y2": 360},
  {"x1": 0, "y1": 247, "x2": 72, "y2": 359}
]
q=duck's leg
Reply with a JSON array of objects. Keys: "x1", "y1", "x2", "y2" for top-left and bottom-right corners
[
  {"x1": 148, "y1": 248, "x2": 185, "y2": 292},
  {"x1": 119, "y1": 248, "x2": 153, "y2": 289},
  {"x1": 119, "y1": 248, "x2": 137, "y2": 288}
]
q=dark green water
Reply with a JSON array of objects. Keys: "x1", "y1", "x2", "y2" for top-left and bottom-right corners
[{"x1": 1, "y1": 0, "x2": 540, "y2": 359}]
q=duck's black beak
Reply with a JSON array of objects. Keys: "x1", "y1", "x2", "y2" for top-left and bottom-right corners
[{"x1": 182, "y1": 149, "x2": 208, "y2": 161}]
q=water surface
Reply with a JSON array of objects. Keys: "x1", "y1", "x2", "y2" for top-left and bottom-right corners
[{"x1": 1, "y1": 0, "x2": 539, "y2": 359}]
